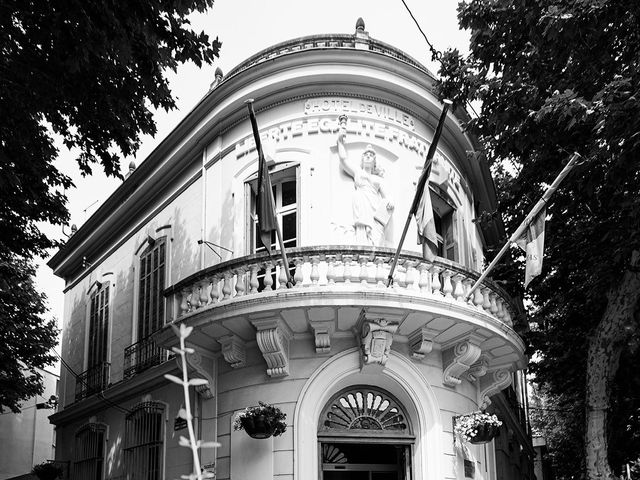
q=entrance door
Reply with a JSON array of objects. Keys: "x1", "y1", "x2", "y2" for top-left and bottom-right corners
[{"x1": 321, "y1": 442, "x2": 409, "y2": 480}]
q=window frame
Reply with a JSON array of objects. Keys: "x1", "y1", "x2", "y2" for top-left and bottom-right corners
[
  {"x1": 72, "y1": 422, "x2": 108, "y2": 480},
  {"x1": 245, "y1": 162, "x2": 300, "y2": 255},
  {"x1": 123, "y1": 401, "x2": 167, "y2": 480}
]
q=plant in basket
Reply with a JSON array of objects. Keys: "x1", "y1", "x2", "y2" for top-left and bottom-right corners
[
  {"x1": 454, "y1": 411, "x2": 502, "y2": 444},
  {"x1": 234, "y1": 401, "x2": 287, "y2": 439}
]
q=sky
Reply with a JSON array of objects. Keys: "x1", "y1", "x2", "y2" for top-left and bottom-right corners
[{"x1": 35, "y1": 0, "x2": 471, "y2": 335}]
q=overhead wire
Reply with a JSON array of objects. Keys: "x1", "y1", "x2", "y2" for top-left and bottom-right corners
[
  {"x1": 399, "y1": 0, "x2": 481, "y2": 119},
  {"x1": 53, "y1": 349, "x2": 131, "y2": 415}
]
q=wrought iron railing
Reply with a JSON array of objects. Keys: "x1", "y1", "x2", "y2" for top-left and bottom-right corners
[
  {"x1": 123, "y1": 336, "x2": 167, "y2": 380},
  {"x1": 74, "y1": 362, "x2": 110, "y2": 402}
]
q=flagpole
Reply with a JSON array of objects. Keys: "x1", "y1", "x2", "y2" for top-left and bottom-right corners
[
  {"x1": 387, "y1": 99, "x2": 452, "y2": 287},
  {"x1": 465, "y1": 152, "x2": 581, "y2": 299},
  {"x1": 245, "y1": 99, "x2": 294, "y2": 287}
]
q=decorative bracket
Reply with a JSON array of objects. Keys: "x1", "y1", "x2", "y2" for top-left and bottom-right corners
[
  {"x1": 219, "y1": 335, "x2": 246, "y2": 368},
  {"x1": 467, "y1": 354, "x2": 490, "y2": 382},
  {"x1": 355, "y1": 310, "x2": 399, "y2": 370},
  {"x1": 479, "y1": 368, "x2": 513, "y2": 410},
  {"x1": 176, "y1": 349, "x2": 215, "y2": 399},
  {"x1": 251, "y1": 318, "x2": 292, "y2": 378},
  {"x1": 309, "y1": 320, "x2": 335, "y2": 354},
  {"x1": 442, "y1": 335, "x2": 483, "y2": 387},
  {"x1": 408, "y1": 326, "x2": 438, "y2": 360}
]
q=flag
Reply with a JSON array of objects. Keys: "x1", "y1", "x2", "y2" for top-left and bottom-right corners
[
  {"x1": 413, "y1": 164, "x2": 438, "y2": 261},
  {"x1": 515, "y1": 208, "x2": 546, "y2": 288},
  {"x1": 255, "y1": 139, "x2": 277, "y2": 254}
]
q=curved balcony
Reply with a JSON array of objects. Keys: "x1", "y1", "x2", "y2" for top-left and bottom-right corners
[{"x1": 160, "y1": 246, "x2": 525, "y2": 390}]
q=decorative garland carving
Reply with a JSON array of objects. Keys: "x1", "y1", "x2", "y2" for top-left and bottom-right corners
[
  {"x1": 251, "y1": 319, "x2": 292, "y2": 377},
  {"x1": 219, "y1": 335, "x2": 246, "y2": 368},
  {"x1": 442, "y1": 335, "x2": 483, "y2": 387},
  {"x1": 479, "y1": 368, "x2": 513, "y2": 410}
]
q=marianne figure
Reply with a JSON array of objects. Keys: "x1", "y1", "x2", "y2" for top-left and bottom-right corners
[{"x1": 337, "y1": 115, "x2": 394, "y2": 245}]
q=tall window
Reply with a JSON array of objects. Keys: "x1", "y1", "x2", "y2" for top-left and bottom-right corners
[
  {"x1": 76, "y1": 283, "x2": 110, "y2": 401},
  {"x1": 431, "y1": 186, "x2": 457, "y2": 262},
  {"x1": 72, "y1": 423, "x2": 106, "y2": 480},
  {"x1": 88, "y1": 283, "x2": 109, "y2": 369},
  {"x1": 124, "y1": 402, "x2": 165, "y2": 480},
  {"x1": 138, "y1": 237, "x2": 166, "y2": 339},
  {"x1": 250, "y1": 166, "x2": 298, "y2": 253}
]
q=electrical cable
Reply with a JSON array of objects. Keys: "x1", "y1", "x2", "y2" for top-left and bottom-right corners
[
  {"x1": 399, "y1": 0, "x2": 481, "y2": 119},
  {"x1": 53, "y1": 350, "x2": 130, "y2": 415}
]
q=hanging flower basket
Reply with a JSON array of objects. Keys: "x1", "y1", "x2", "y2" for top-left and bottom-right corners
[
  {"x1": 454, "y1": 411, "x2": 502, "y2": 444},
  {"x1": 234, "y1": 402, "x2": 287, "y2": 439}
]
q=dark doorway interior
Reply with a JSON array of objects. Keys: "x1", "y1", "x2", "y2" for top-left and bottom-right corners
[{"x1": 321, "y1": 442, "x2": 409, "y2": 480}]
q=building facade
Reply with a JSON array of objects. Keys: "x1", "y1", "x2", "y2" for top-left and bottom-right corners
[{"x1": 49, "y1": 21, "x2": 533, "y2": 480}]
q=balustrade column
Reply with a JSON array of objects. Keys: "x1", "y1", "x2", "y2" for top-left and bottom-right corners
[
  {"x1": 441, "y1": 270, "x2": 454, "y2": 298},
  {"x1": 417, "y1": 263, "x2": 431, "y2": 293},
  {"x1": 199, "y1": 280, "x2": 209, "y2": 307},
  {"x1": 431, "y1": 266, "x2": 442, "y2": 296},
  {"x1": 210, "y1": 276, "x2": 220, "y2": 304},
  {"x1": 326, "y1": 256, "x2": 337, "y2": 284},
  {"x1": 342, "y1": 255, "x2": 353, "y2": 284},
  {"x1": 375, "y1": 257, "x2": 387, "y2": 287},
  {"x1": 264, "y1": 262, "x2": 274, "y2": 291},
  {"x1": 310, "y1": 256, "x2": 321, "y2": 285},
  {"x1": 234, "y1": 269, "x2": 246, "y2": 297},
  {"x1": 452, "y1": 274, "x2": 465, "y2": 302},
  {"x1": 249, "y1": 266, "x2": 259, "y2": 294},
  {"x1": 293, "y1": 258, "x2": 305, "y2": 288},
  {"x1": 222, "y1": 273, "x2": 233, "y2": 300}
]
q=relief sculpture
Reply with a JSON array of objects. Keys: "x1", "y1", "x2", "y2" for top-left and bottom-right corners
[{"x1": 337, "y1": 114, "x2": 394, "y2": 246}]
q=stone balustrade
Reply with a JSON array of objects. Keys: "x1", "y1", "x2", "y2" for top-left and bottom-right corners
[{"x1": 164, "y1": 246, "x2": 515, "y2": 327}]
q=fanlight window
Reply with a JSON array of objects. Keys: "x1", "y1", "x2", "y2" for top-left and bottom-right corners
[{"x1": 319, "y1": 386, "x2": 410, "y2": 434}]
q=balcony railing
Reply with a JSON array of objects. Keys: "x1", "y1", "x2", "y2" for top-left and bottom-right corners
[
  {"x1": 74, "y1": 362, "x2": 110, "y2": 402},
  {"x1": 123, "y1": 336, "x2": 168, "y2": 380},
  {"x1": 164, "y1": 246, "x2": 515, "y2": 326}
]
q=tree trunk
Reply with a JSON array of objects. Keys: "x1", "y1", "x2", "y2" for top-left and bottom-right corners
[{"x1": 585, "y1": 251, "x2": 640, "y2": 479}]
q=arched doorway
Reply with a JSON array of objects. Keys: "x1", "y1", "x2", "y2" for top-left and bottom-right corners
[{"x1": 318, "y1": 386, "x2": 414, "y2": 480}]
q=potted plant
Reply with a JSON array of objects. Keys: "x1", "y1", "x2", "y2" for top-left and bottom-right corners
[
  {"x1": 454, "y1": 411, "x2": 502, "y2": 444},
  {"x1": 32, "y1": 462, "x2": 63, "y2": 480},
  {"x1": 233, "y1": 401, "x2": 287, "y2": 439}
]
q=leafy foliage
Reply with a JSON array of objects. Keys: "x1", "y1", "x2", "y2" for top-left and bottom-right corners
[
  {"x1": 0, "y1": 0, "x2": 220, "y2": 412},
  {"x1": 32, "y1": 462, "x2": 63, "y2": 480},
  {"x1": 437, "y1": 0, "x2": 640, "y2": 477}
]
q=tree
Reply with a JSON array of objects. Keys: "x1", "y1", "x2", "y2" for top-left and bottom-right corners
[
  {"x1": 0, "y1": 0, "x2": 220, "y2": 412},
  {"x1": 436, "y1": 1, "x2": 640, "y2": 478}
]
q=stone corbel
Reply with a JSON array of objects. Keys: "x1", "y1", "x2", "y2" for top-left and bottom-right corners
[
  {"x1": 309, "y1": 320, "x2": 335, "y2": 354},
  {"x1": 176, "y1": 349, "x2": 215, "y2": 399},
  {"x1": 219, "y1": 335, "x2": 246, "y2": 369},
  {"x1": 408, "y1": 326, "x2": 438, "y2": 360},
  {"x1": 442, "y1": 335, "x2": 483, "y2": 387},
  {"x1": 479, "y1": 368, "x2": 513, "y2": 410},
  {"x1": 467, "y1": 354, "x2": 490, "y2": 382},
  {"x1": 251, "y1": 318, "x2": 292, "y2": 378},
  {"x1": 356, "y1": 310, "x2": 399, "y2": 370}
]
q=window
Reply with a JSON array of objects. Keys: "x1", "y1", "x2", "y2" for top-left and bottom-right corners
[
  {"x1": 88, "y1": 283, "x2": 109, "y2": 368},
  {"x1": 124, "y1": 402, "x2": 165, "y2": 480},
  {"x1": 76, "y1": 283, "x2": 110, "y2": 401},
  {"x1": 72, "y1": 423, "x2": 106, "y2": 480},
  {"x1": 249, "y1": 166, "x2": 298, "y2": 253},
  {"x1": 431, "y1": 186, "x2": 458, "y2": 262},
  {"x1": 247, "y1": 165, "x2": 298, "y2": 290},
  {"x1": 137, "y1": 237, "x2": 166, "y2": 339},
  {"x1": 124, "y1": 237, "x2": 167, "y2": 378}
]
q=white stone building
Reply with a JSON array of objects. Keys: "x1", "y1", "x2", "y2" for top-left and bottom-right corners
[{"x1": 49, "y1": 21, "x2": 533, "y2": 480}]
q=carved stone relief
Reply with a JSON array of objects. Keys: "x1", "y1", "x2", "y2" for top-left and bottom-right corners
[
  {"x1": 355, "y1": 310, "x2": 398, "y2": 370},
  {"x1": 219, "y1": 335, "x2": 246, "y2": 369}
]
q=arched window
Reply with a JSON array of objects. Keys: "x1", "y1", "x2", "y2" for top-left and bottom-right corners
[
  {"x1": 318, "y1": 386, "x2": 414, "y2": 480},
  {"x1": 124, "y1": 402, "x2": 165, "y2": 480},
  {"x1": 72, "y1": 423, "x2": 106, "y2": 480}
]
